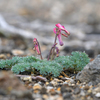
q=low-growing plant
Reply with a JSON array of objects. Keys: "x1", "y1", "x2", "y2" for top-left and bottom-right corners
[
  {"x1": 0, "y1": 51, "x2": 90, "y2": 77},
  {"x1": 0, "y1": 23, "x2": 90, "y2": 77},
  {"x1": 54, "y1": 51, "x2": 90, "y2": 71}
]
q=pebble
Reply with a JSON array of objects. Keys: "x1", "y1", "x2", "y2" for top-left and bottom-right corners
[
  {"x1": 49, "y1": 88, "x2": 57, "y2": 95},
  {"x1": 87, "y1": 89, "x2": 92, "y2": 94},
  {"x1": 35, "y1": 98, "x2": 43, "y2": 100},
  {"x1": 80, "y1": 90, "x2": 86, "y2": 96},
  {"x1": 61, "y1": 85, "x2": 72, "y2": 93},
  {"x1": 83, "y1": 85, "x2": 90, "y2": 90},
  {"x1": 93, "y1": 87, "x2": 100, "y2": 94},
  {"x1": 56, "y1": 96, "x2": 63, "y2": 100},
  {"x1": 0, "y1": 54, "x2": 6, "y2": 59},
  {"x1": 46, "y1": 82, "x2": 49, "y2": 86},
  {"x1": 50, "y1": 78, "x2": 59, "y2": 86},
  {"x1": 46, "y1": 86, "x2": 54, "y2": 90},
  {"x1": 27, "y1": 84, "x2": 33, "y2": 89},
  {"x1": 32, "y1": 93, "x2": 42, "y2": 99},
  {"x1": 21, "y1": 76, "x2": 32, "y2": 82},
  {"x1": 63, "y1": 82, "x2": 68, "y2": 85},
  {"x1": 33, "y1": 83, "x2": 42, "y2": 90},
  {"x1": 64, "y1": 77, "x2": 75, "y2": 84},
  {"x1": 95, "y1": 93, "x2": 100, "y2": 98},
  {"x1": 73, "y1": 87, "x2": 80, "y2": 94},
  {"x1": 42, "y1": 94, "x2": 48, "y2": 100},
  {"x1": 38, "y1": 81, "x2": 45, "y2": 86},
  {"x1": 46, "y1": 83, "x2": 54, "y2": 87},
  {"x1": 11, "y1": 49, "x2": 24, "y2": 55},
  {"x1": 40, "y1": 87, "x2": 47, "y2": 94},
  {"x1": 63, "y1": 92, "x2": 73, "y2": 99}
]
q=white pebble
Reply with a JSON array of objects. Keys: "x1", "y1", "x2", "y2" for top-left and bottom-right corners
[{"x1": 95, "y1": 93, "x2": 100, "y2": 97}]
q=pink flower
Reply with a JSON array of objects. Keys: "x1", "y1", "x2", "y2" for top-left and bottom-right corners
[
  {"x1": 53, "y1": 23, "x2": 70, "y2": 46},
  {"x1": 56, "y1": 23, "x2": 70, "y2": 35},
  {"x1": 33, "y1": 38, "x2": 40, "y2": 55}
]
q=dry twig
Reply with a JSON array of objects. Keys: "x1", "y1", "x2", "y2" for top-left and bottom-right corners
[{"x1": 15, "y1": 74, "x2": 47, "y2": 82}]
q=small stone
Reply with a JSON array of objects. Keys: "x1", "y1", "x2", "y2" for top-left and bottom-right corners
[
  {"x1": 93, "y1": 87, "x2": 100, "y2": 94},
  {"x1": 6, "y1": 53, "x2": 11, "y2": 58},
  {"x1": 46, "y1": 82, "x2": 49, "y2": 86},
  {"x1": 38, "y1": 81, "x2": 44, "y2": 86},
  {"x1": 33, "y1": 98, "x2": 42, "y2": 100},
  {"x1": 61, "y1": 85, "x2": 72, "y2": 93},
  {"x1": 40, "y1": 87, "x2": 47, "y2": 94},
  {"x1": 12, "y1": 49, "x2": 24, "y2": 55},
  {"x1": 83, "y1": 85, "x2": 90, "y2": 90},
  {"x1": 33, "y1": 90, "x2": 40, "y2": 94},
  {"x1": 80, "y1": 90, "x2": 86, "y2": 96},
  {"x1": 50, "y1": 78, "x2": 59, "y2": 86},
  {"x1": 71, "y1": 84, "x2": 75, "y2": 86},
  {"x1": 65, "y1": 77, "x2": 75, "y2": 84},
  {"x1": 73, "y1": 87, "x2": 80, "y2": 94},
  {"x1": 42, "y1": 94, "x2": 48, "y2": 100},
  {"x1": 49, "y1": 88, "x2": 57, "y2": 95},
  {"x1": 58, "y1": 75, "x2": 63, "y2": 78},
  {"x1": 87, "y1": 89, "x2": 92, "y2": 94},
  {"x1": 27, "y1": 84, "x2": 33, "y2": 89},
  {"x1": 63, "y1": 92, "x2": 72, "y2": 99},
  {"x1": 33, "y1": 83, "x2": 42, "y2": 90},
  {"x1": 21, "y1": 76, "x2": 32, "y2": 82},
  {"x1": 46, "y1": 83, "x2": 53, "y2": 87},
  {"x1": 63, "y1": 82, "x2": 68, "y2": 85},
  {"x1": 95, "y1": 93, "x2": 100, "y2": 98},
  {"x1": 0, "y1": 54, "x2": 6, "y2": 59},
  {"x1": 46, "y1": 86, "x2": 53, "y2": 90},
  {"x1": 57, "y1": 87, "x2": 61, "y2": 92},
  {"x1": 56, "y1": 96, "x2": 63, "y2": 100},
  {"x1": 82, "y1": 82, "x2": 87, "y2": 85}
]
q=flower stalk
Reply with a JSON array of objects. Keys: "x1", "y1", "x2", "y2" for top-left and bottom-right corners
[
  {"x1": 33, "y1": 23, "x2": 70, "y2": 61},
  {"x1": 33, "y1": 38, "x2": 43, "y2": 60},
  {"x1": 47, "y1": 43, "x2": 57, "y2": 61}
]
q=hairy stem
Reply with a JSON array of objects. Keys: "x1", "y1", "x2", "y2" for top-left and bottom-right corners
[
  {"x1": 47, "y1": 42, "x2": 57, "y2": 61},
  {"x1": 37, "y1": 40, "x2": 43, "y2": 60},
  {"x1": 47, "y1": 46, "x2": 53, "y2": 61},
  {"x1": 51, "y1": 33, "x2": 57, "y2": 60}
]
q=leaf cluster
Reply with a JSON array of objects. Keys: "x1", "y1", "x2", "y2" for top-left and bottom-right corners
[
  {"x1": 54, "y1": 51, "x2": 90, "y2": 71},
  {"x1": 0, "y1": 51, "x2": 90, "y2": 77}
]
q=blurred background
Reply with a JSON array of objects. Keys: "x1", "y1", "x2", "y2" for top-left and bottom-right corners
[{"x1": 0, "y1": 0, "x2": 100, "y2": 59}]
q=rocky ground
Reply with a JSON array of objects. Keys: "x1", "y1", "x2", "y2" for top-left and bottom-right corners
[
  {"x1": 0, "y1": 33, "x2": 100, "y2": 100},
  {"x1": 0, "y1": 55, "x2": 100, "y2": 100},
  {"x1": 0, "y1": 15, "x2": 100, "y2": 100},
  {"x1": 0, "y1": 0, "x2": 100, "y2": 100},
  {"x1": 0, "y1": 0, "x2": 100, "y2": 59}
]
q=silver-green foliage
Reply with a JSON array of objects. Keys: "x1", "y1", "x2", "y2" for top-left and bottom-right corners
[
  {"x1": 54, "y1": 51, "x2": 90, "y2": 71},
  {"x1": 0, "y1": 51, "x2": 90, "y2": 77},
  {"x1": 0, "y1": 56, "x2": 41, "y2": 69}
]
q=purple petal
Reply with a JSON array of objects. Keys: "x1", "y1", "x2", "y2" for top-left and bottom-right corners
[{"x1": 56, "y1": 23, "x2": 70, "y2": 35}]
